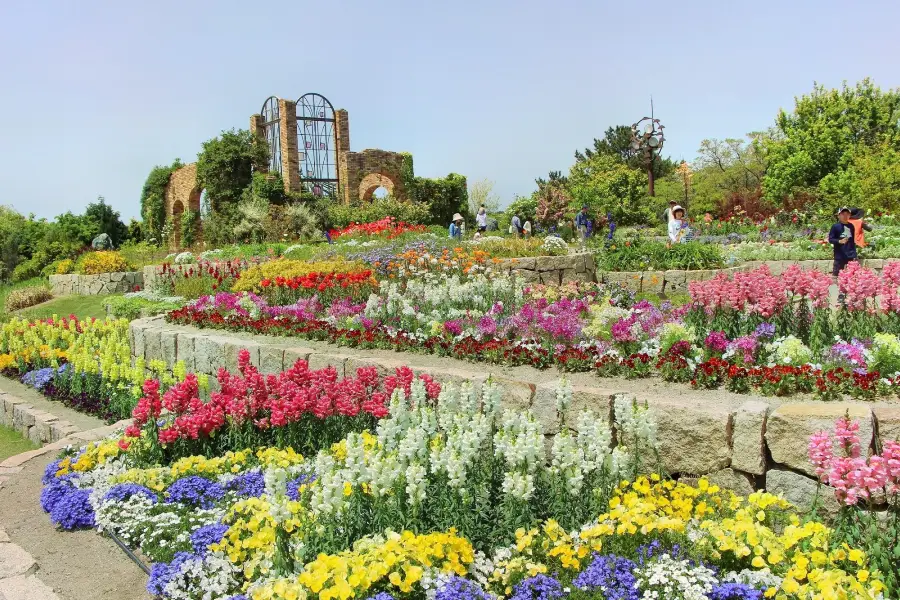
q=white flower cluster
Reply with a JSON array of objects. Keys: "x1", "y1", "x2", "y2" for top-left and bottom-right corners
[
  {"x1": 541, "y1": 235, "x2": 569, "y2": 256},
  {"x1": 494, "y1": 410, "x2": 543, "y2": 500},
  {"x1": 550, "y1": 408, "x2": 616, "y2": 495},
  {"x1": 158, "y1": 551, "x2": 239, "y2": 600},
  {"x1": 722, "y1": 568, "x2": 783, "y2": 591},
  {"x1": 123, "y1": 289, "x2": 185, "y2": 303},
  {"x1": 174, "y1": 251, "x2": 195, "y2": 265},
  {"x1": 368, "y1": 271, "x2": 522, "y2": 334},
  {"x1": 614, "y1": 395, "x2": 658, "y2": 451},
  {"x1": 635, "y1": 554, "x2": 718, "y2": 600},
  {"x1": 198, "y1": 249, "x2": 223, "y2": 260}
]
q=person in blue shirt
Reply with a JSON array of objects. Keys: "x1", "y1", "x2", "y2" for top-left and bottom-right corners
[
  {"x1": 828, "y1": 206, "x2": 857, "y2": 279},
  {"x1": 510, "y1": 214, "x2": 523, "y2": 237},
  {"x1": 575, "y1": 206, "x2": 591, "y2": 240},
  {"x1": 449, "y1": 213, "x2": 464, "y2": 239}
]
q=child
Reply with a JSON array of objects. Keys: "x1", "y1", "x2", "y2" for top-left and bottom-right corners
[
  {"x1": 668, "y1": 205, "x2": 686, "y2": 244},
  {"x1": 828, "y1": 206, "x2": 857, "y2": 281}
]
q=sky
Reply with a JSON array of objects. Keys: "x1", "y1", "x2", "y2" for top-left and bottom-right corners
[{"x1": 1, "y1": 0, "x2": 899, "y2": 221}]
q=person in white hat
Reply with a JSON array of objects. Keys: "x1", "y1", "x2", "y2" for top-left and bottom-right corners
[
  {"x1": 667, "y1": 205, "x2": 686, "y2": 245},
  {"x1": 449, "y1": 213, "x2": 464, "y2": 239}
]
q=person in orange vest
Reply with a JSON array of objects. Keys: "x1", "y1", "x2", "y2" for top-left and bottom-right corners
[{"x1": 849, "y1": 207, "x2": 873, "y2": 248}]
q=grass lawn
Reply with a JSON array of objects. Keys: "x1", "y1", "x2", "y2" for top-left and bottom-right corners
[
  {"x1": 0, "y1": 423, "x2": 38, "y2": 461},
  {"x1": 16, "y1": 294, "x2": 114, "y2": 321}
]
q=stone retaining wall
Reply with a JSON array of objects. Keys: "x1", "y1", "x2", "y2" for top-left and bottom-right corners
[
  {"x1": 0, "y1": 391, "x2": 85, "y2": 445},
  {"x1": 49, "y1": 272, "x2": 143, "y2": 296},
  {"x1": 130, "y1": 317, "x2": 900, "y2": 513},
  {"x1": 496, "y1": 256, "x2": 888, "y2": 293}
]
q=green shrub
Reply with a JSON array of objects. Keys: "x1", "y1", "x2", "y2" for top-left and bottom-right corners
[
  {"x1": 327, "y1": 198, "x2": 432, "y2": 229},
  {"x1": 593, "y1": 239, "x2": 723, "y2": 271},
  {"x1": 12, "y1": 258, "x2": 41, "y2": 282},
  {"x1": 4, "y1": 286, "x2": 52, "y2": 312},
  {"x1": 105, "y1": 296, "x2": 182, "y2": 320},
  {"x1": 119, "y1": 241, "x2": 165, "y2": 269}
]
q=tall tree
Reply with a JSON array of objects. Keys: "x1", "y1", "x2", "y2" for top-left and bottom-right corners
[
  {"x1": 85, "y1": 196, "x2": 128, "y2": 247},
  {"x1": 196, "y1": 129, "x2": 269, "y2": 212},
  {"x1": 575, "y1": 125, "x2": 676, "y2": 178},
  {"x1": 763, "y1": 79, "x2": 900, "y2": 204},
  {"x1": 468, "y1": 179, "x2": 501, "y2": 214}
]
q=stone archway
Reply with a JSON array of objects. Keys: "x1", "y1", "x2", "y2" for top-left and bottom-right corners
[
  {"x1": 164, "y1": 163, "x2": 203, "y2": 249},
  {"x1": 358, "y1": 172, "x2": 398, "y2": 202}
]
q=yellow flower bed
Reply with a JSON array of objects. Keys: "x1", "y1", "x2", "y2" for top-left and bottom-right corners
[
  {"x1": 76, "y1": 250, "x2": 131, "y2": 275},
  {"x1": 232, "y1": 259, "x2": 367, "y2": 293},
  {"x1": 251, "y1": 530, "x2": 475, "y2": 600}
]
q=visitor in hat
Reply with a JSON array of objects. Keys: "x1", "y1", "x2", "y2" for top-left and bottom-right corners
[
  {"x1": 449, "y1": 213, "x2": 464, "y2": 239},
  {"x1": 849, "y1": 207, "x2": 872, "y2": 248},
  {"x1": 575, "y1": 205, "x2": 591, "y2": 241},
  {"x1": 667, "y1": 205, "x2": 686, "y2": 245},
  {"x1": 829, "y1": 206, "x2": 857, "y2": 280},
  {"x1": 662, "y1": 200, "x2": 678, "y2": 224}
]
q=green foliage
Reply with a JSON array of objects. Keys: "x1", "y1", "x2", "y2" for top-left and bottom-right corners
[
  {"x1": 327, "y1": 198, "x2": 432, "y2": 229},
  {"x1": 140, "y1": 159, "x2": 182, "y2": 243},
  {"x1": 196, "y1": 129, "x2": 269, "y2": 212},
  {"x1": 819, "y1": 140, "x2": 900, "y2": 213},
  {"x1": 268, "y1": 203, "x2": 322, "y2": 242},
  {"x1": 180, "y1": 210, "x2": 200, "y2": 248},
  {"x1": 233, "y1": 196, "x2": 269, "y2": 244},
  {"x1": 118, "y1": 241, "x2": 165, "y2": 269},
  {"x1": 568, "y1": 154, "x2": 653, "y2": 225},
  {"x1": 593, "y1": 238, "x2": 724, "y2": 271},
  {"x1": 251, "y1": 172, "x2": 287, "y2": 205},
  {"x1": 411, "y1": 173, "x2": 469, "y2": 225},
  {"x1": 11, "y1": 259, "x2": 42, "y2": 283},
  {"x1": 691, "y1": 135, "x2": 769, "y2": 216},
  {"x1": 764, "y1": 79, "x2": 900, "y2": 205},
  {"x1": 85, "y1": 196, "x2": 128, "y2": 247},
  {"x1": 504, "y1": 194, "x2": 539, "y2": 224},
  {"x1": 399, "y1": 152, "x2": 415, "y2": 193},
  {"x1": 104, "y1": 295, "x2": 182, "y2": 320}
]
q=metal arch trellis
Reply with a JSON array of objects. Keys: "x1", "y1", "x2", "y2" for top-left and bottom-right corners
[
  {"x1": 261, "y1": 96, "x2": 282, "y2": 174},
  {"x1": 296, "y1": 93, "x2": 338, "y2": 197}
]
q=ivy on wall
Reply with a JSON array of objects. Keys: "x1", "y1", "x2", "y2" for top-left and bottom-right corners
[
  {"x1": 140, "y1": 159, "x2": 183, "y2": 243},
  {"x1": 411, "y1": 173, "x2": 469, "y2": 225}
]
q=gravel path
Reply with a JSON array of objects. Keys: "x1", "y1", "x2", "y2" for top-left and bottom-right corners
[{"x1": 0, "y1": 440, "x2": 149, "y2": 600}]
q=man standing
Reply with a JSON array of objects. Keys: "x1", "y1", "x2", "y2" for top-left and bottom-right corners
[
  {"x1": 510, "y1": 214, "x2": 523, "y2": 237},
  {"x1": 662, "y1": 200, "x2": 677, "y2": 223},
  {"x1": 575, "y1": 205, "x2": 591, "y2": 241},
  {"x1": 829, "y1": 206, "x2": 857, "y2": 280}
]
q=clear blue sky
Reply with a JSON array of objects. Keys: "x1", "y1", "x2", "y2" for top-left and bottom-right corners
[{"x1": 2, "y1": 0, "x2": 898, "y2": 221}]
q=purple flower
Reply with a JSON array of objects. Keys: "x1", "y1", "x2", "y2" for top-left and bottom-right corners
[
  {"x1": 48, "y1": 485, "x2": 95, "y2": 529},
  {"x1": 40, "y1": 474, "x2": 79, "y2": 512},
  {"x1": 266, "y1": 296, "x2": 323, "y2": 320},
  {"x1": 477, "y1": 315, "x2": 498, "y2": 337},
  {"x1": 826, "y1": 340, "x2": 868, "y2": 369},
  {"x1": 708, "y1": 583, "x2": 763, "y2": 600},
  {"x1": 444, "y1": 320, "x2": 463, "y2": 336},
  {"x1": 509, "y1": 574, "x2": 565, "y2": 600},
  {"x1": 225, "y1": 470, "x2": 265, "y2": 498},
  {"x1": 328, "y1": 297, "x2": 366, "y2": 320},
  {"x1": 190, "y1": 522, "x2": 229, "y2": 554},
  {"x1": 104, "y1": 484, "x2": 158, "y2": 504},
  {"x1": 435, "y1": 576, "x2": 493, "y2": 600},
  {"x1": 42, "y1": 459, "x2": 63, "y2": 485},
  {"x1": 754, "y1": 323, "x2": 776, "y2": 338},
  {"x1": 573, "y1": 554, "x2": 638, "y2": 599},
  {"x1": 704, "y1": 331, "x2": 729, "y2": 353},
  {"x1": 148, "y1": 552, "x2": 194, "y2": 596},
  {"x1": 22, "y1": 367, "x2": 54, "y2": 391},
  {"x1": 364, "y1": 593, "x2": 395, "y2": 600},
  {"x1": 165, "y1": 476, "x2": 224, "y2": 509},
  {"x1": 286, "y1": 474, "x2": 316, "y2": 501}
]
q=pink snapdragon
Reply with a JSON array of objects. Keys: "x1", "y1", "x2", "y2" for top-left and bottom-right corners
[
  {"x1": 807, "y1": 415, "x2": 900, "y2": 505},
  {"x1": 838, "y1": 262, "x2": 880, "y2": 311}
]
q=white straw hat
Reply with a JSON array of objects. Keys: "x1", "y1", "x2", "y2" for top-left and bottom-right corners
[{"x1": 452, "y1": 213, "x2": 463, "y2": 221}]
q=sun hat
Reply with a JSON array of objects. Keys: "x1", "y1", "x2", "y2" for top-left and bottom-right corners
[
  {"x1": 672, "y1": 205, "x2": 685, "y2": 214},
  {"x1": 669, "y1": 199, "x2": 677, "y2": 204},
  {"x1": 452, "y1": 213, "x2": 463, "y2": 222},
  {"x1": 850, "y1": 207, "x2": 865, "y2": 219},
  {"x1": 836, "y1": 206, "x2": 851, "y2": 215}
]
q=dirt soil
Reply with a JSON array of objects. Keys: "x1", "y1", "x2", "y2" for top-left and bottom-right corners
[{"x1": 0, "y1": 452, "x2": 150, "y2": 600}]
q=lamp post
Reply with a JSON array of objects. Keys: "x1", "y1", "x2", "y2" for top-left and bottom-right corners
[{"x1": 630, "y1": 115, "x2": 665, "y2": 197}]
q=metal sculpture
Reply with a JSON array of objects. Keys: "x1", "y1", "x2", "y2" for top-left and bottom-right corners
[
  {"x1": 260, "y1": 96, "x2": 282, "y2": 174},
  {"x1": 630, "y1": 101, "x2": 665, "y2": 196},
  {"x1": 296, "y1": 93, "x2": 338, "y2": 197}
]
